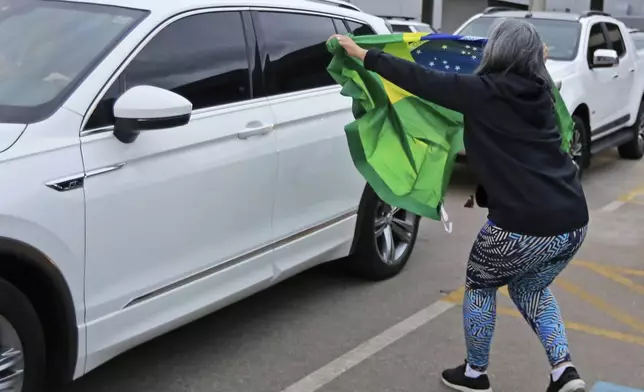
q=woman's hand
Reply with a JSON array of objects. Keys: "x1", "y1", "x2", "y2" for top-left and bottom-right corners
[
  {"x1": 329, "y1": 34, "x2": 368, "y2": 61},
  {"x1": 544, "y1": 45, "x2": 549, "y2": 60}
]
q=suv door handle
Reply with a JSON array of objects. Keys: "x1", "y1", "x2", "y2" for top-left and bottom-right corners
[
  {"x1": 238, "y1": 123, "x2": 274, "y2": 139},
  {"x1": 630, "y1": 68, "x2": 636, "y2": 73},
  {"x1": 612, "y1": 73, "x2": 619, "y2": 79}
]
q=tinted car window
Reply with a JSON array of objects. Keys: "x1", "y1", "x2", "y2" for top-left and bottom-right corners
[
  {"x1": 123, "y1": 12, "x2": 250, "y2": 111},
  {"x1": 605, "y1": 23, "x2": 626, "y2": 57},
  {"x1": 86, "y1": 80, "x2": 121, "y2": 129},
  {"x1": 391, "y1": 24, "x2": 413, "y2": 33},
  {"x1": 588, "y1": 23, "x2": 609, "y2": 64},
  {"x1": 346, "y1": 20, "x2": 376, "y2": 36},
  {"x1": 333, "y1": 18, "x2": 349, "y2": 34},
  {"x1": 255, "y1": 12, "x2": 336, "y2": 95}
]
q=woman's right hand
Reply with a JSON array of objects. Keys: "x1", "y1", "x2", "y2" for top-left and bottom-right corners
[{"x1": 328, "y1": 34, "x2": 368, "y2": 61}]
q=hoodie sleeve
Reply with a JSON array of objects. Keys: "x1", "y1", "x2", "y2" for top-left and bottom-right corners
[{"x1": 364, "y1": 49, "x2": 488, "y2": 115}]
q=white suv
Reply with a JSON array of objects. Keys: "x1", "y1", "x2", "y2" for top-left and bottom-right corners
[
  {"x1": 385, "y1": 18, "x2": 437, "y2": 34},
  {"x1": 455, "y1": 8, "x2": 644, "y2": 173},
  {"x1": 0, "y1": 1, "x2": 419, "y2": 390}
]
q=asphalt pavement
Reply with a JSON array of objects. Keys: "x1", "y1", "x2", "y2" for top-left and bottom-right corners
[{"x1": 62, "y1": 150, "x2": 644, "y2": 392}]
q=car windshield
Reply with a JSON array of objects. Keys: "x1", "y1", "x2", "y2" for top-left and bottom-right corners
[
  {"x1": 0, "y1": 0, "x2": 146, "y2": 124},
  {"x1": 457, "y1": 17, "x2": 581, "y2": 61}
]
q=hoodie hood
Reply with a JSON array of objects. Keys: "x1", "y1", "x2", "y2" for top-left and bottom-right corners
[{"x1": 484, "y1": 72, "x2": 554, "y2": 128}]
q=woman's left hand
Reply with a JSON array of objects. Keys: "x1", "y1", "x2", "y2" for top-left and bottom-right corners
[{"x1": 328, "y1": 34, "x2": 368, "y2": 61}]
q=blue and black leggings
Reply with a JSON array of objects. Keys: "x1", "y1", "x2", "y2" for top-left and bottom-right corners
[{"x1": 464, "y1": 221, "x2": 587, "y2": 371}]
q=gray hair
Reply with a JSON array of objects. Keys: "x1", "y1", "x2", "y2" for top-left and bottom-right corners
[{"x1": 476, "y1": 18, "x2": 550, "y2": 85}]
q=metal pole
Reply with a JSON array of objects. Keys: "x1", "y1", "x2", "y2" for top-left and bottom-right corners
[{"x1": 529, "y1": 0, "x2": 547, "y2": 11}]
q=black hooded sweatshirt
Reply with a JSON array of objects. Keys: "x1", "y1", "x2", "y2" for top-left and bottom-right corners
[{"x1": 364, "y1": 49, "x2": 588, "y2": 237}]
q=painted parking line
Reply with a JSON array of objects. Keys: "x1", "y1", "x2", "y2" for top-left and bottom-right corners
[
  {"x1": 572, "y1": 260, "x2": 644, "y2": 297},
  {"x1": 280, "y1": 300, "x2": 455, "y2": 392},
  {"x1": 591, "y1": 381, "x2": 644, "y2": 392},
  {"x1": 554, "y1": 277, "x2": 644, "y2": 334},
  {"x1": 444, "y1": 287, "x2": 644, "y2": 347},
  {"x1": 443, "y1": 261, "x2": 644, "y2": 346},
  {"x1": 601, "y1": 184, "x2": 644, "y2": 212}
]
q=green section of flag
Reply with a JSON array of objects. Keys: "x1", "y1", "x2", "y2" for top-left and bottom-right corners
[{"x1": 327, "y1": 34, "x2": 574, "y2": 221}]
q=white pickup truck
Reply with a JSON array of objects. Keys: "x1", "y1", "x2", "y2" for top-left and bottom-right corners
[{"x1": 455, "y1": 8, "x2": 644, "y2": 175}]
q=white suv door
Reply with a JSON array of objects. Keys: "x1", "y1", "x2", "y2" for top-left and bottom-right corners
[
  {"x1": 585, "y1": 22, "x2": 617, "y2": 132},
  {"x1": 604, "y1": 21, "x2": 636, "y2": 123},
  {"x1": 80, "y1": 10, "x2": 279, "y2": 368},
  {"x1": 250, "y1": 10, "x2": 366, "y2": 273}
]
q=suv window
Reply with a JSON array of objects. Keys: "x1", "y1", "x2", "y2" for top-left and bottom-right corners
[
  {"x1": 391, "y1": 24, "x2": 413, "y2": 33},
  {"x1": 333, "y1": 18, "x2": 349, "y2": 34},
  {"x1": 86, "y1": 11, "x2": 251, "y2": 129},
  {"x1": 588, "y1": 23, "x2": 609, "y2": 64},
  {"x1": 86, "y1": 80, "x2": 121, "y2": 129},
  {"x1": 125, "y1": 12, "x2": 250, "y2": 109},
  {"x1": 255, "y1": 12, "x2": 337, "y2": 95},
  {"x1": 605, "y1": 22, "x2": 627, "y2": 57},
  {"x1": 346, "y1": 20, "x2": 376, "y2": 36}
]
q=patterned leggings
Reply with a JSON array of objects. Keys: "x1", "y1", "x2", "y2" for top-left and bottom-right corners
[{"x1": 464, "y1": 221, "x2": 587, "y2": 372}]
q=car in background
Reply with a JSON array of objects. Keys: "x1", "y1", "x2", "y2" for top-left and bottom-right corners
[
  {"x1": 629, "y1": 28, "x2": 644, "y2": 52},
  {"x1": 454, "y1": 8, "x2": 644, "y2": 175},
  {"x1": 384, "y1": 17, "x2": 437, "y2": 33},
  {"x1": 0, "y1": 0, "x2": 420, "y2": 391}
]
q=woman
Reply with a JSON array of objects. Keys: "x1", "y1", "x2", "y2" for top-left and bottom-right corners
[{"x1": 331, "y1": 18, "x2": 589, "y2": 392}]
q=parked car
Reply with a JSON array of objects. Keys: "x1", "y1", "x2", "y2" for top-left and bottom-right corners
[
  {"x1": 454, "y1": 8, "x2": 644, "y2": 175},
  {"x1": 629, "y1": 28, "x2": 644, "y2": 53},
  {"x1": 0, "y1": 0, "x2": 420, "y2": 390},
  {"x1": 384, "y1": 17, "x2": 437, "y2": 33}
]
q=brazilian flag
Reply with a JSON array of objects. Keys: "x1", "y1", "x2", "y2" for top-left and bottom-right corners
[{"x1": 327, "y1": 33, "x2": 574, "y2": 222}]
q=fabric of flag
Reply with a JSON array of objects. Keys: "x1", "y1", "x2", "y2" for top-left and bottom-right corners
[{"x1": 326, "y1": 33, "x2": 574, "y2": 221}]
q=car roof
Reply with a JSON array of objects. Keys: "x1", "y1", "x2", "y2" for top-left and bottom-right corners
[
  {"x1": 305, "y1": 0, "x2": 362, "y2": 12},
  {"x1": 384, "y1": 18, "x2": 428, "y2": 26},
  {"x1": 477, "y1": 10, "x2": 581, "y2": 21},
  {"x1": 62, "y1": 0, "x2": 367, "y2": 18}
]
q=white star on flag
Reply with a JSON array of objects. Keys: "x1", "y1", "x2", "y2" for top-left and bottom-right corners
[
  {"x1": 429, "y1": 61, "x2": 435, "y2": 67},
  {"x1": 455, "y1": 66, "x2": 461, "y2": 71},
  {"x1": 465, "y1": 45, "x2": 471, "y2": 49},
  {"x1": 442, "y1": 45, "x2": 447, "y2": 49},
  {"x1": 461, "y1": 50, "x2": 466, "y2": 54},
  {"x1": 443, "y1": 60, "x2": 448, "y2": 64},
  {"x1": 416, "y1": 50, "x2": 422, "y2": 54},
  {"x1": 445, "y1": 65, "x2": 450, "y2": 69},
  {"x1": 472, "y1": 55, "x2": 477, "y2": 59},
  {"x1": 472, "y1": 47, "x2": 478, "y2": 51}
]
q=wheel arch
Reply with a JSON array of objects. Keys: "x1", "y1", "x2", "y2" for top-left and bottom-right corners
[
  {"x1": 572, "y1": 104, "x2": 591, "y2": 142},
  {"x1": 349, "y1": 184, "x2": 376, "y2": 255},
  {"x1": 0, "y1": 238, "x2": 78, "y2": 386}
]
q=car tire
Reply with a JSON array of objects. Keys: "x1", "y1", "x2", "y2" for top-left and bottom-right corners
[
  {"x1": 0, "y1": 277, "x2": 46, "y2": 392},
  {"x1": 348, "y1": 186, "x2": 420, "y2": 281},
  {"x1": 571, "y1": 114, "x2": 590, "y2": 178},
  {"x1": 618, "y1": 101, "x2": 644, "y2": 160}
]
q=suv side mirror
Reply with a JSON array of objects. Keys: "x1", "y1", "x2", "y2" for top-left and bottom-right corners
[
  {"x1": 592, "y1": 49, "x2": 619, "y2": 68},
  {"x1": 113, "y1": 85, "x2": 192, "y2": 144}
]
